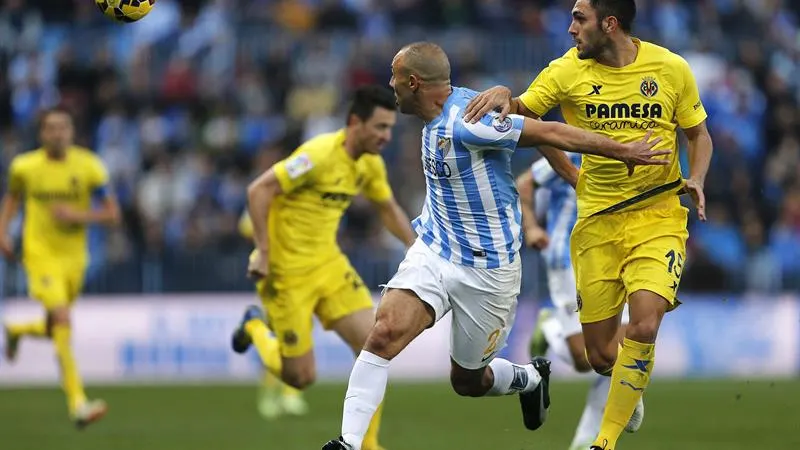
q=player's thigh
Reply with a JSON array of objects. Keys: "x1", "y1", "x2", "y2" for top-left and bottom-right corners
[
  {"x1": 381, "y1": 239, "x2": 450, "y2": 325},
  {"x1": 257, "y1": 275, "x2": 316, "y2": 359},
  {"x1": 448, "y1": 258, "x2": 521, "y2": 371},
  {"x1": 621, "y1": 206, "x2": 689, "y2": 313},
  {"x1": 66, "y1": 266, "x2": 87, "y2": 305},
  {"x1": 365, "y1": 240, "x2": 449, "y2": 357},
  {"x1": 547, "y1": 266, "x2": 583, "y2": 338},
  {"x1": 314, "y1": 258, "x2": 375, "y2": 338},
  {"x1": 25, "y1": 267, "x2": 70, "y2": 312},
  {"x1": 570, "y1": 216, "x2": 628, "y2": 324}
]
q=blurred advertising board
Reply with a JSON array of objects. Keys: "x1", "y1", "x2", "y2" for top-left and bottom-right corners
[{"x1": 0, "y1": 293, "x2": 797, "y2": 386}]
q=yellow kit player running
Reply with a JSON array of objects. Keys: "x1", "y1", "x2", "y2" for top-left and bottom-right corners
[
  {"x1": 238, "y1": 211, "x2": 309, "y2": 420},
  {"x1": 0, "y1": 107, "x2": 121, "y2": 429},
  {"x1": 231, "y1": 85, "x2": 415, "y2": 450},
  {"x1": 465, "y1": 1, "x2": 713, "y2": 448}
]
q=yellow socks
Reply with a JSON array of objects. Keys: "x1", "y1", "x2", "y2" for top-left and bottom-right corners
[
  {"x1": 593, "y1": 338, "x2": 654, "y2": 449},
  {"x1": 244, "y1": 319, "x2": 283, "y2": 379},
  {"x1": 7, "y1": 319, "x2": 48, "y2": 338},
  {"x1": 261, "y1": 371, "x2": 280, "y2": 389},
  {"x1": 361, "y1": 402, "x2": 385, "y2": 450},
  {"x1": 51, "y1": 324, "x2": 87, "y2": 416}
]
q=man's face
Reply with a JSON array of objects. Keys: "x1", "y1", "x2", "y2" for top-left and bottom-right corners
[
  {"x1": 352, "y1": 107, "x2": 397, "y2": 155},
  {"x1": 389, "y1": 52, "x2": 418, "y2": 114},
  {"x1": 568, "y1": 0, "x2": 610, "y2": 60},
  {"x1": 40, "y1": 112, "x2": 74, "y2": 151}
]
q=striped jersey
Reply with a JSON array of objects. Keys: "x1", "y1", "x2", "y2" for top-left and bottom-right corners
[
  {"x1": 530, "y1": 153, "x2": 581, "y2": 270},
  {"x1": 413, "y1": 86, "x2": 525, "y2": 269}
]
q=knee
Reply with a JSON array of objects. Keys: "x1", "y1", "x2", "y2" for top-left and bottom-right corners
[
  {"x1": 47, "y1": 308, "x2": 70, "y2": 333},
  {"x1": 364, "y1": 315, "x2": 403, "y2": 360},
  {"x1": 626, "y1": 317, "x2": 659, "y2": 343},
  {"x1": 449, "y1": 371, "x2": 485, "y2": 397},
  {"x1": 567, "y1": 340, "x2": 593, "y2": 373},
  {"x1": 586, "y1": 347, "x2": 616, "y2": 375},
  {"x1": 282, "y1": 366, "x2": 316, "y2": 390},
  {"x1": 572, "y1": 355, "x2": 593, "y2": 373}
]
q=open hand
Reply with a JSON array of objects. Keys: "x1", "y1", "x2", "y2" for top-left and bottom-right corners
[
  {"x1": 463, "y1": 86, "x2": 513, "y2": 124},
  {"x1": 622, "y1": 131, "x2": 671, "y2": 176},
  {"x1": 680, "y1": 178, "x2": 706, "y2": 221}
]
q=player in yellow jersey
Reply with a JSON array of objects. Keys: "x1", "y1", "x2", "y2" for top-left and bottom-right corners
[
  {"x1": 0, "y1": 107, "x2": 121, "y2": 429},
  {"x1": 230, "y1": 85, "x2": 416, "y2": 450},
  {"x1": 464, "y1": 1, "x2": 714, "y2": 448},
  {"x1": 237, "y1": 211, "x2": 309, "y2": 420}
]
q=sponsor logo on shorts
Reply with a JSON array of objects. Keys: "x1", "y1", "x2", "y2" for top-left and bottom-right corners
[{"x1": 575, "y1": 293, "x2": 583, "y2": 312}]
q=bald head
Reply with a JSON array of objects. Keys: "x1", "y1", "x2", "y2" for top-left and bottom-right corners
[{"x1": 395, "y1": 42, "x2": 451, "y2": 85}]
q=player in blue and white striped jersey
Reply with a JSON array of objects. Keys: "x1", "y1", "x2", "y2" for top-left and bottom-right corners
[
  {"x1": 518, "y1": 155, "x2": 633, "y2": 450},
  {"x1": 323, "y1": 42, "x2": 669, "y2": 450}
]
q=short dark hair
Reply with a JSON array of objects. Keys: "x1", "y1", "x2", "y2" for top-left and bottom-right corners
[
  {"x1": 347, "y1": 85, "x2": 396, "y2": 122},
  {"x1": 38, "y1": 105, "x2": 73, "y2": 130},
  {"x1": 590, "y1": 0, "x2": 636, "y2": 33}
]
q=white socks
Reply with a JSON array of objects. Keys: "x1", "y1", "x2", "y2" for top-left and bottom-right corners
[
  {"x1": 541, "y1": 315, "x2": 574, "y2": 366},
  {"x1": 341, "y1": 351, "x2": 390, "y2": 450},
  {"x1": 571, "y1": 374, "x2": 611, "y2": 448},
  {"x1": 487, "y1": 358, "x2": 542, "y2": 396}
]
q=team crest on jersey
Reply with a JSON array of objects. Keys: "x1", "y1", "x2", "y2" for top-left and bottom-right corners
[
  {"x1": 437, "y1": 136, "x2": 451, "y2": 155},
  {"x1": 640, "y1": 76, "x2": 659, "y2": 98},
  {"x1": 284, "y1": 153, "x2": 313, "y2": 179},
  {"x1": 492, "y1": 116, "x2": 513, "y2": 133}
]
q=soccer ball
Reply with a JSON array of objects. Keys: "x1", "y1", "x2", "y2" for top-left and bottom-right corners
[{"x1": 95, "y1": 0, "x2": 155, "y2": 23}]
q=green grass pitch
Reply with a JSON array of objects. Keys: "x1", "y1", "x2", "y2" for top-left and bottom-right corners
[{"x1": 1, "y1": 379, "x2": 797, "y2": 450}]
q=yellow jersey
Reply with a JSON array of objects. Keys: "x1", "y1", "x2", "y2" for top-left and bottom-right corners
[
  {"x1": 8, "y1": 146, "x2": 110, "y2": 267},
  {"x1": 239, "y1": 210, "x2": 254, "y2": 239},
  {"x1": 265, "y1": 129, "x2": 393, "y2": 274},
  {"x1": 519, "y1": 39, "x2": 707, "y2": 217}
]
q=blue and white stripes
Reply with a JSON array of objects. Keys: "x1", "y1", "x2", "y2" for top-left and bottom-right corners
[
  {"x1": 411, "y1": 87, "x2": 525, "y2": 269},
  {"x1": 530, "y1": 153, "x2": 581, "y2": 270}
]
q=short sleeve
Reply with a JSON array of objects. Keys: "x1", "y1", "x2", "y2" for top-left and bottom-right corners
[
  {"x1": 518, "y1": 56, "x2": 571, "y2": 117},
  {"x1": 7, "y1": 157, "x2": 25, "y2": 195},
  {"x1": 361, "y1": 156, "x2": 393, "y2": 203},
  {"x1": 458, "y1": 113, "x2": 525, "y2": 152},
  {"x1": 238, "y1": 211, "x2": 254, "y2": 239},
  {"x1": 674, "y1": 56, "x2": 708, "y2": 129},
  {"x1": 272, "y1": 144, "x2": 327, "y2": 194},
  {"x1": 89, "y1": 155, "x2": 111, "y2": 199},
  {"x1": 530, "y1": 158, "x2": 558, "y2": 188}
]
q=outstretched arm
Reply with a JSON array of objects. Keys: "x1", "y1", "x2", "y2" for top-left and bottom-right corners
[{"x1": 518, "y1": 119, "x2": 669, "y2": 167}]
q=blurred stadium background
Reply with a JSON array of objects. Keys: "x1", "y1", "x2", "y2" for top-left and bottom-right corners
[{"x1": 0, "y1": 0, "x2": 798, "y2": 449}]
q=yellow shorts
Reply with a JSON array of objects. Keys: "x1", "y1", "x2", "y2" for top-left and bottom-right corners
[
  {"x1": 571, "y1": 200, "x2": 688, "y2": 324},
  {"x1": 25, "y1": 264, "x2": 86, "y2": 310},
  {"x1": 255, "y1": 255, "x2": 373, "y2": 358}
]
